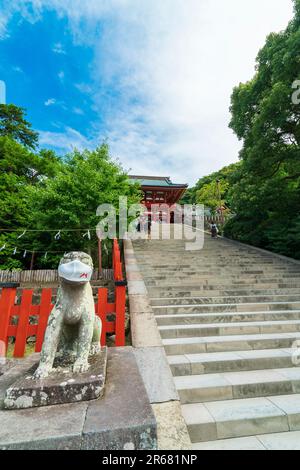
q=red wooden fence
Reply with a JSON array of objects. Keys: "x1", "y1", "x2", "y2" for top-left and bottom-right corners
[{"x1": 0, "y1": 239, "x2": 127, "y2": 358}]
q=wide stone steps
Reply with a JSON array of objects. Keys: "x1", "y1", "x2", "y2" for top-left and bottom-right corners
[
  {"x1": 132, "y1": 228, "x2": 300, "y2": 448},
  {"x1": 147, "y1": 283, "x2": 300, "y2": 295},
  {"x1": 152, "y1": 301, "x2": 300, "y2": 314},
  {"x1": 162, "y1": 332, "x2": 300, "y2": 355},
  {"x1": 139, "y1": 266, "x2": 297, "y2": 272},
  {"x1": 146, "y1": 278, "x2": 300, "y2": 288},
  {"x1": 144, "y1": 276, "x2": 300, "y2": 283},
  {"x1": 175, "y1": 367, "x2": 300, "y2": 404},
  {"x1": 167, "y1": 349, "x2": 296, "y2": 376},
  {"x1": 138, "y1": 259, "x2": 296, "y2": 265},
  {"x1": 155, "y1": 311, "x2": 300, "y2": 326},
  {"x1": 191, "y1": 431, "x2": 300, "y2": 450},
  {"x1": 158, "y1": 320, "x2": 300, "y2": 339},
  {"x1": 140, "y1": 267, "x2": 300, "y2": 274},
  {"x1": 151, "y1": 294, "x2": 300, "y2": 305},
  {"x1": 181, "y1": 394, "x2": 300, "y2": 443},
  {"x1": 147, "y1": 287, "x2": 300, "y2": 298}
]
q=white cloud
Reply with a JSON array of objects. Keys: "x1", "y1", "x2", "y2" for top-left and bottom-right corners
[
  {"x1": 72, "y1": 107, "x2": 84, "y2": 115},
  {"x1": 0, "y1": 1, "x2": 42, "y2": 39},
  {"x1": 44, "y1": 98, "x2": 56, "y2": 106},
  {"x1": 38, "y1": 126, "x2": 91, "y2": 151},
  {"x1": 44, "y1": 0, "x2": 294, "y2": 184},
  {"x1": 75, "y1": 82, "x2": 92, "y2": 94},
  {"x1": 2, "y1": 0, "x2": 295, "y2": 184},
  {"x1": 52, "y1": 42, "x2": 66, "y2": 54},
  {"x1": 12, "y1": 66, "x2": 23, "y2": 73},
  {"x1": 90, "y1": 0, "x2": 294, "y2": 183},
  {"x1": 58, "y1": 70, "x2": 64, "y2": 81}
]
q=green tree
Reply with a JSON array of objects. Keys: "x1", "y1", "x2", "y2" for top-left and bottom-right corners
[
  {"x1": 183, "y1": 163, "x2": 240, "y2": 208},
  {"x1": 0, "y1": 135, "x2": 61, "y2": 269},
  {"x1": 179, "y1": 188, "x2": 194, "y2": 205},
  {"x1": 196, "y1": 179, "x2": 229, "y2": 212},
  {"x1": 24, "y1": 144, "x2": 141, "y2": 268},
  {"x1": 0, "y1": 104, "x2": 38, "y2": 149},
  {"x1": 0, "y1": 136, "x2": 61, "y2": 230},
  {"x1": 225, "y1": 0, "x2": 300, "y2": 258}
]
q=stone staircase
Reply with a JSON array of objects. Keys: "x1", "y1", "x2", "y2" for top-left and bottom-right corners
[{"x1": 132, "y1": 228, "x2": 300, "y2": 450}]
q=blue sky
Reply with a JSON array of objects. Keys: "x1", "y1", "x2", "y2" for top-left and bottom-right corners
[{"x1": 0, "y1": 0, "x2": 294, "y2": 184}]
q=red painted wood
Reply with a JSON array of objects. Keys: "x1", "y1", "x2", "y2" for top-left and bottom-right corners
[
  {"x1": 106, "y1": 322, "x2": 115, "y2": 333},
  {"x1": 14, "y1": 289, "x2": 33, "y2": 358},
  {"x1": 106, "y1": 304, "x2": 115, "y2": 313},
  {"x1": 113, "y1": 239, "x2": 123, "y2": 281},
  {"x1": 115, "y1": 285, "x2": 126, "y2": 346},
  {"x1": 97, "y1": 288, "x2": 108, "y2": 346},
  {"x1": 0, "y1": 287, "x2": 17, "y2": 356},
  {"x1": 11, "y1": 305, "x2": 20, "y2": 315},
  {"x1": 35, "y1": 288, "x2": 53, "y2": 352},
  {"x1": 8, "y1": 324, "x2": 38, "y2": 336},
  {"x1": 7, "y1": 325, "x2": 17, "y2": 336}
]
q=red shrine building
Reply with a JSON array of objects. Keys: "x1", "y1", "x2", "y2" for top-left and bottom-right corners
[{"x1": 129, "y1": 175, "x2": 188, "y2": 221}]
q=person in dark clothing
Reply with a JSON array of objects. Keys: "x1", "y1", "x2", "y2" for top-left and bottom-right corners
[
  {"x1": 211, "y1": 223, "x2": 218, "y2": 238},
  {"x1": 145, "y1": 216, "x2": 152, "y2": 240}
]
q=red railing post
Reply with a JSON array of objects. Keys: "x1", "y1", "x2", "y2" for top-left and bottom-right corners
[
  {"x1": 113, "y1": 238, "x2": 126, "y2": 346},
  {"x1": 97, "y1": 287, "x2": 108, "y2": 346},
  {"x1": 0, "y1": 287, "x2": 17, "y2": 356},
  {"x1": 115, "y1": 284, "x2": 126, "y2": 346}
]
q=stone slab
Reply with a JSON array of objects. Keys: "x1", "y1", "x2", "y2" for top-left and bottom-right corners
[
  {"x1": 268, "y1": 394, "x2": 300, "y2": 430},
  {"x1": 129, "y1": 294, "x2": 153, "y2": 314},
  {"x1": 206, "y1": 397, "x2": 289, "y2": 439},
  {"x1": 127, "y1": 280, "x2": 148, "y2": 295},
  {"x1": 0, "y1": 358, "x2": 19, "y2": 376},
  {"x1": 126, "y1": 271, "x2": 144, "y2": 281},
  {"x1": 0, "y1": 354, "x2": 39, "y2": 408},
  {"x1": 0, "y1": 401, "x2": 88, "y2": 449},
  {"x1": 4, "y1": 349, "x2": 107, "y2": 409},
  {"x1": 192, "y1": 436, "x2": 266, "y2": 450},
  {"x1": 131, "y1": 312, "x2": 162, "y2": 348},
  {"x1": 82, "y1": 347, "x2": 157, "y2": 450},
  {"x1": 125, "y1": 264, "x2": 141, "y2": 273},
  {"x1": 257, "y1": 430, "x2": 300, "y2": 450},
  {"x1": 152, "y1": 401, "x2": 192, "y2": 450},
  {"x1": 134, "y1": 347, "x2": 178, "y2": 403}
]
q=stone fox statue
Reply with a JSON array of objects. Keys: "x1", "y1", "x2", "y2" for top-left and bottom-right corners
[{"x1": 34, "y1": 252, "x2": 101, "y2": 379}]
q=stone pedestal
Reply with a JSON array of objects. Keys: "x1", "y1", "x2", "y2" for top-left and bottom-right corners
[
  {"x1": 0, "y1": 347, "x2": 157, "y2": 450},
  {"x1": 4, "y1": 349, "x2": 107, "y2": 410}
]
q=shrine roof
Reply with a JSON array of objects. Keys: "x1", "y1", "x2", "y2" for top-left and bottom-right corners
[{"x1": 129, "y1": 175, "x2": 188, "y2": 188}]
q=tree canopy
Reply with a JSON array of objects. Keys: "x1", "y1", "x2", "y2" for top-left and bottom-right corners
[
  {"x1": 25, "y1": 145, "x2": 141, "y2": 268},
  {"x1": 224, "y1": 0, "x2": 300, "y2": 258},
  {"x1": 180, "y1": 162, "x2": 240, "y2": 210},
  {"x1": 0, "y1": 104, "x2": 141, "y2": 269},
  {"x1": 0, "y1": 104, "x2": 38, "y2": 149}
]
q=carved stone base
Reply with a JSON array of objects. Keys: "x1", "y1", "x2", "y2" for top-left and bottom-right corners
[{"x1": 4, "y1": 348, "x2": 107, "y2": 410}]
